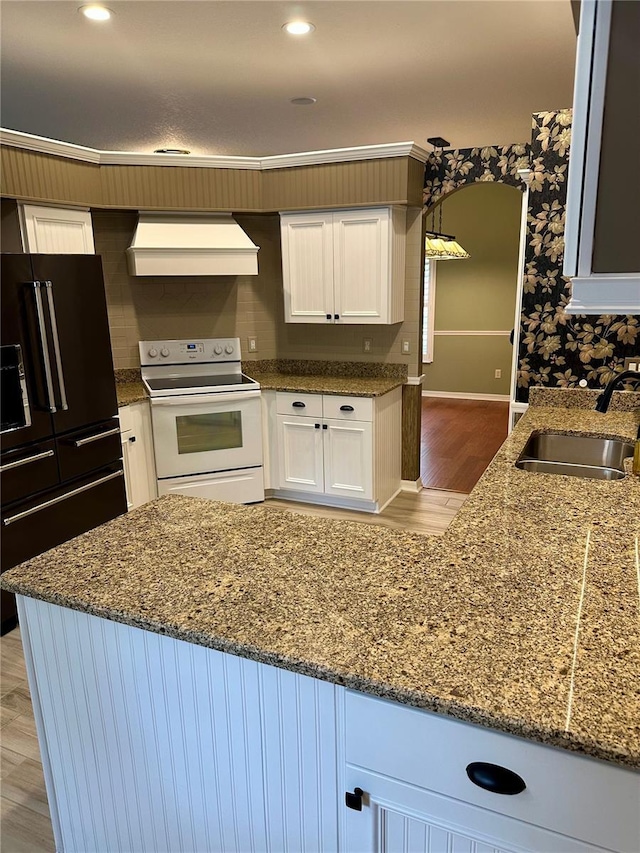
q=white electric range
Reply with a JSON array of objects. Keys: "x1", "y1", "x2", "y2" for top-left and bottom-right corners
[{"x1": 139, "y1": 338, "x2": 264, "y2": 504}]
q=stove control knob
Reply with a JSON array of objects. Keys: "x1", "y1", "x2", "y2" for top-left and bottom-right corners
[
  {"x1": 160, "y1": 347, "x2": 170, "y2": 357},
  {"x1": 214, "y1": 345, "x2": 223, "y2": 355},
  {"x1": 225, "y1": 344, "x2": 234, "y2": 354},
  {"x1": 148, "y1": 348, "x2": 158, "y2": 358}
]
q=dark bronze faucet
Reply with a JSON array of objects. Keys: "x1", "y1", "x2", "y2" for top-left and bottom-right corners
[{"x1": 595, "y1": 370, "x2": 640, "y2": 412}]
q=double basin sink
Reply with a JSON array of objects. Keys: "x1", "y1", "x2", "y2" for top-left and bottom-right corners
[{"x1": 515, "y1": 432, "x2": 634, "y2": 481}]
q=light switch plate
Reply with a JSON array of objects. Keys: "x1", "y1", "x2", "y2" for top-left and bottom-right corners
[{"x1": 402, "y1": 340, "x2": 411, "y2": 354}]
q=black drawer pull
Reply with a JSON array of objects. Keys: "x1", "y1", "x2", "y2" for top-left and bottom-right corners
[
  {"x1": 334, "y1": 314, "x2": 340, "y2": 320},
  {"x1": 345, "y1": 787, "x2": 364, "y2": 811},
  {"x1": 466, "y1": 762, "x2": 526, "y2": 796},
  {"x1": 326, "y1": 313, "x2": 332, "y2": 320},
  {"x1": 315, "y1": 424, "x2": 320, "y2": 429},
  {"x1": 292, "y1": 401, "x2": 306, "y2": 408},
  {"x1": 340, "y1": 405, "x2": 354, "y2": 412},
  {"x1": 322, "y1": 424, "x2": 328, "y2": 429}
]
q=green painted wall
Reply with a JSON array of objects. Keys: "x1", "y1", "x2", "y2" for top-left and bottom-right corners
[{"x1": 423, "y1": 182, "x2": 521, "y2": 395}]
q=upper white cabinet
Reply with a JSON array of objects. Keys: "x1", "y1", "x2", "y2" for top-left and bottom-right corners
[
  {"x1": 280, "y1": 207, "x2": 406, "y2": 324},
  {"x1": 563, "y1": 0, "x2": 640, "y2": 313},
  {"x1": 20, "y1": 204, "x2": 95, "y2": 254}
]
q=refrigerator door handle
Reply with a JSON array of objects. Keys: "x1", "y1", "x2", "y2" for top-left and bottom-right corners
[
  {"x1": 0, "y1": 448, "x2": 55, "y2": 473},
  {"x1": 32, "y1": 282, "x2": 57, "y2": 413},
  {"x1": 2, "y1": 469, "x2": 124, "y2": 526},
  {"x1": 44, "y1": 281, "x2": 69, "y2": 411}
]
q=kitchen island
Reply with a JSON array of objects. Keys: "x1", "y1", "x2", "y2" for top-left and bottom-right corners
[{"x1": 2, "y1": 391, "x2": 639, "y2": 852}]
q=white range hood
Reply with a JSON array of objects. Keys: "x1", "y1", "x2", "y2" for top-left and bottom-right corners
[{"x1": 126, "y1": 213, "x2": 259, "y2": 276}]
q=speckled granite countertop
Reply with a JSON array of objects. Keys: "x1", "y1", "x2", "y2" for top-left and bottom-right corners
[
  {"x1": 114, "y1": 369, "x2": 147, "y2": 407},
  {"x1": 253, "y1": 372, "x2": 405, "y2": 397},
  {"x1": 3, "y1": 393, "x2": 639, "y2": 768}
]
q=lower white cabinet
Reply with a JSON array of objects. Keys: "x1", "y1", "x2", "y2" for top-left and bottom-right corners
[
  {"x1": 268, "y1": 388, "x2": 400, "y2": 512},
  {"x1": 118, "y1": 401, "x2": 157, "y2": 510},
  {"x1": 20, "y1": 598, "x2": 640, "y2": 853}
]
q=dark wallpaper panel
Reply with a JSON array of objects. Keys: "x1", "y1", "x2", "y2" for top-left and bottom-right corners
[{"x1": 423, "y1": 110, "x2": 638, "y2": 403}]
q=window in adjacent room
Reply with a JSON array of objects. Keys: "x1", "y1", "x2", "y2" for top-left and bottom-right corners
[{"x1": 422, "y1": 258, "x2": 437, "y2": 363}]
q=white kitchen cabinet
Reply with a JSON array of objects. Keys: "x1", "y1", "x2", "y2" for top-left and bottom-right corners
[
  {"x1": 343, "y1": 690, "x2": 639, "y2": 853},
  {"x1": 20, "y1": 203, "x2": 95, "y2": 254},
  {"x1": 563, "y1": 0, "x2": 640, "y2": 313},
  {"x1": 118, "y1": 401, "x2": 157, "y2": 510},
  {"x1": 280, "y1": 207, "x2": 406, "y2": 325},
  {"x1": 270, "y1": 388, "x2": 400, "y2": 512}
]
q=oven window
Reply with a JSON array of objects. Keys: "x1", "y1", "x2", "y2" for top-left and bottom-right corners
[{"x1": 176, "y1": 411, "x2": 243, "y2": 454}]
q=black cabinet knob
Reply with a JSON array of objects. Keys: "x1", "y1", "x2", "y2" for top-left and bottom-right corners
[
  {"x1": 128, "y1": 436, "x2": 136, "y2": 443},
  {"x1": 345, "y1": 787, "x2": 364, "y2": 811},
  {"x1": 326, "y1": 313, "x2": 332, "y2": 320},
  {"x1": 340, "y1": 405, "x2": 354, "y2": 412},
  {"x1": 322, "y1": 424, "x2": 328, "y2": 429},
  {"x1": 334, "y1": 314, "x2": 340, "y2": 320},
  {"x1": 466, "y1": 762, "x2": 526, "y2": 795},
  {"x1": 315, "y1": 423, "x2": 320, "y2": 429},
  {"x1": 292, "y1": 401, "x2": 306, "y2": 408}
]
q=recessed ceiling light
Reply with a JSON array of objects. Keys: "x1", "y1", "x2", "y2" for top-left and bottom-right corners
[
  {"x1": 154, "y1": 148, "x2": 191, "y2": 155},
  {"x1": 290, "y1": 97, "x2": 317, "y2": 106},
  {"x1": 80, "y1": 5, "x2": 113, "y2": 21},
  {"x1": 283, "y1": 21, "x2": 315, "y2": 35}
]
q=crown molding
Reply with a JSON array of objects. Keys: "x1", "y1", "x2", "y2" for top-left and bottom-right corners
[
  {"x1": 1, "y1": 128, "x2": 429, "y2": 170},
  {"x1": 0, "y1": 128, "x2": 101, "y2": 164}
]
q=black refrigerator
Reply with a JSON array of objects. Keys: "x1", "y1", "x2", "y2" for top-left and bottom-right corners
[{"x1": 1, "y1": 254, "x2": 127, "y2": 634}]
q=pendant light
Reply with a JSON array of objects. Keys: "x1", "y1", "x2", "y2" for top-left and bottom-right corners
[{"x1": 424, "y1": 137, "x2": 470, "y2": 261}]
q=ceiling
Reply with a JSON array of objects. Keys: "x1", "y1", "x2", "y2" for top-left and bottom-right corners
[{"x1": 0, "y1": 1, "x2": 577, "y2": 158}]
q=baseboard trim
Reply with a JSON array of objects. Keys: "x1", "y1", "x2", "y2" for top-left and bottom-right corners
[
  {"x1": 269, "y1": 488, "x2": 379, "y2": 514},
  {"x1": 377, "y1": 486, "x2": 403, "y2": 512},
  {"x1": 422, "y1": 390, "x2": 511, "y2": 402},
  {"x1": 400, "y1": 478, "x2": 423, "y2": 493}
]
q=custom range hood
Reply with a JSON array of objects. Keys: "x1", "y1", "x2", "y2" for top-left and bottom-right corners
[{"x1": 126, "y1": 213, "x2": 259, "y2": 276}]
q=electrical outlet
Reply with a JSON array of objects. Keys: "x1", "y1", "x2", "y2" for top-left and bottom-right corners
[
  {"x1": 363, "y1": 338, "x2": 372, "y2": 353},
  {"x1": 494, "y1": 369, "x2": 502, "y2": 379},
  {"x1": 402, "y1": 340, "x2": 411, "y2": 354},
  {"x1": 248, "y1": 337, "x2": 258, "y2": 353},
  {"x1": 624, "y1": 357, "x2": 639, "y2": 372}
]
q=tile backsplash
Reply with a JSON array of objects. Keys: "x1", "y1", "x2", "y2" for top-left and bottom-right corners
[{"x1": 93, "y1": 208, "x2": 423, "y2": 373}]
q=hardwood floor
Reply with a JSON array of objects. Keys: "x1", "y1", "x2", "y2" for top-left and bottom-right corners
[{"x1": 420, "y1": 397, "x2": 509, "y2": 493}]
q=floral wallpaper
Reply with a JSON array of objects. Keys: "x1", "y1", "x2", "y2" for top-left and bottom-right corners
[{"x1": 423, "y1": 110, "x2": 638, "y2": 403}]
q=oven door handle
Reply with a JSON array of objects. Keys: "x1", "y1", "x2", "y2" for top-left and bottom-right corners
[{"x1": 150, "y1": 390, "x2": 262, "y2": 406}]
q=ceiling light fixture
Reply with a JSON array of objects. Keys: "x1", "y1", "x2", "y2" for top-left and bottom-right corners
[
  {"x1": 153, "y1": 148, "x2": 191, "y2": 155},
  {"x1": 290, "y1": 97, "x2": 317, "y2": 106},
  {"x1": 79, "y1": 5, "x2": 112, "y2": 21},
  {"x1": 425, "y1": 136, "x2": 470, "y2": 261},
  {"x1": 282, "y1": 21, "x2": 315, "y2": 35}
]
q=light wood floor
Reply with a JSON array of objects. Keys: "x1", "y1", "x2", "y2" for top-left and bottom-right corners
[{"x1": 0, "y1": 487, "x2": 466, "y2": 851}]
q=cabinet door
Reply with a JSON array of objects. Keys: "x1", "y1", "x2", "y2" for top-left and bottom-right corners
[
  {"x1": 323, "y1": 418, "x2": 373, "y2": 500},
  {"x1": 343, "y1": 768, "x2": 604, "y2": 853},
  {"x1": 333, "y1": 208, "x2": 389, "y2": 324},
  {"x1": 118, "y1": 403, "x2": 157, "y2": 510},
  {"x1": 281, "y1": 213, "x2": 334, "y2": 323},
  {"x1": 276, "y1": 414, "x2": 324, "y2": 493},
  {"x1": 21, "y1": 204, "x2": 95, "y2": 254}
]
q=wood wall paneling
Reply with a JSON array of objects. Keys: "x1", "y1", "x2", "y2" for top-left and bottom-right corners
[
  {"x1": 1, "y1": 148, "x2": 101, "y2": 207},
  {"x1": 263, "y1": 158, "x2": 414, "y2": 211},
  {"x1": 401, "y1": 384, "x2": 422, "y2": 481},
  {"x1": 99, "y1": 166, "x2": 263, "y2": 211}
]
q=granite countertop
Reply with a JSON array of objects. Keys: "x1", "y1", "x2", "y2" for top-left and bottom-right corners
[
  {"x1": 3, "y1": 394, "x2": 639, "y2": 769},
  {"x1": 114, "y1": 369, "x2": 147, "y2": 407},
  {"x1": 253, "y1": 372, "x2": 405, "y2": 397}
]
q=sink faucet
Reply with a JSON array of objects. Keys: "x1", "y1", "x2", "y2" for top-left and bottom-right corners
[{"x1": 595, "y1": 370, "x2": 640, "y2": 412}]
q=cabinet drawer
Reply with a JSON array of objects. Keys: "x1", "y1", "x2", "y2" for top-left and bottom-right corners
[
  {"x1": 276, "y1": 392, "x2": 323, "y2": 418},
  {"x1": 0, "y1": 439, "x2": 60, "y2": 505},
  {"x1": 57, "y1": 419, "x2": 122, "y2": 482},
  {"x1": 322, "y1": 394, "x2": 373, "y2": 421},
  {"x1": 345, "y1": 690, "x2": 639, "y2": 852}
]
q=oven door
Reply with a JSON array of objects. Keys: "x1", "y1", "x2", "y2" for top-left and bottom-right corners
[{"x1": 150, "y1": 390, "x2": 263, "y2": 479}]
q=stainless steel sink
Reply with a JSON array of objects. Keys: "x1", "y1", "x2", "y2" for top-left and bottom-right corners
[{"x1": 515, "y1": 431, "x2": 634, "y2": 480}]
